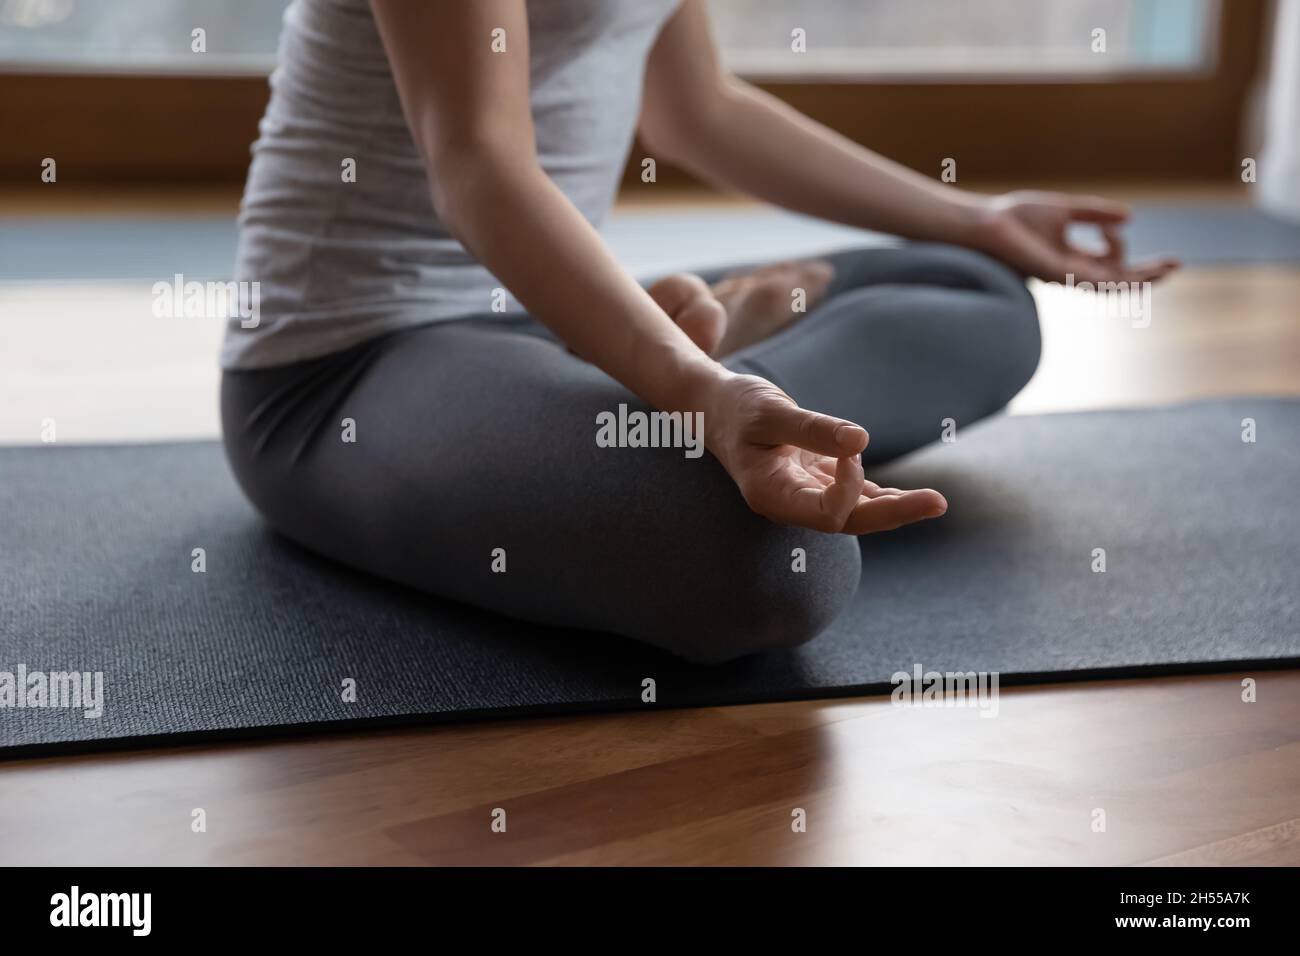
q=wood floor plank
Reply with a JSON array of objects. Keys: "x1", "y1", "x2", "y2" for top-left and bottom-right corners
[
  {"x1": 1140, "y1": 816, "x2": 1300, "y2": 867},
  {"x1": 8, "y1": 670, "x2": 1290, "y2": 865},
  {"x1": 0, "y1": 708, "x2": 780, "y2": 865}
]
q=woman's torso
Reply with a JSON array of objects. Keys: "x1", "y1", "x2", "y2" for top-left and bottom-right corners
[{"x1": 223, "y1": 0, "x2": 680, "y2": 369}]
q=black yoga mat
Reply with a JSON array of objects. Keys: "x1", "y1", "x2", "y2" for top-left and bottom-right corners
[{"x1": 2, "y1": 398, "x2": 1297, "y2": 758}]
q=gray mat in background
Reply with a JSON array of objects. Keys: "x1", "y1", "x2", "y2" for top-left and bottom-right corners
[
  {"x1": 3, "y1": 204, "x2": 1299, "y2": 281},
  {"x1": 2, "y1": 398, "x2": 1297, "y2": 757}
]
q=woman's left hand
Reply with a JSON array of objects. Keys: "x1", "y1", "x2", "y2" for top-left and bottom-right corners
[{"x1": 970, "y1": 190, "x2": 1180, "y2": 285}]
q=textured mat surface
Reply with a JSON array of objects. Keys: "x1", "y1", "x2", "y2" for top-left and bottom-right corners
[{"x1": 2, "y1": 398, "x2": 1297, "y2": 757}]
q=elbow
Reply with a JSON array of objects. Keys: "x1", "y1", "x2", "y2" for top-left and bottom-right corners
[
  {"x1": 638, "y1": 111, "x2": 703, "y2": 171},
  {"x1": 425, "y1": 155, "x2": 475, "y2": 235},
  {"x1": 636, "y1": 115, "x2": 685, "y2": 170},
  {"x1": 637, "y1": 76, "x2": 740, "y2": 172}
]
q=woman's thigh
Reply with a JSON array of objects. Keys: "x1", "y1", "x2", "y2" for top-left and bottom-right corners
[{"x1": 221, "y1": 318, "x2": 861, "y2": 662}]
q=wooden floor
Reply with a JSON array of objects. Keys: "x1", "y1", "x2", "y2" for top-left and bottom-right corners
[
  {"x1": 2, "y1": 186, "x2": 1299, "y2": 865},
  {"x1": 4, "y1": 672, "x2": 1300, "y2": 865}
]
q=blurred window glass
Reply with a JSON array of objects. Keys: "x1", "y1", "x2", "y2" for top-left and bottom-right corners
[
  {"x1": 0, "y1": 0, "x2": 290, "y2": 73},
  {"x1": 0, "y1": 0, "x2": 1213, "y2": 77},
  {"x1": 708, "y1": 0, "x2": 1215, "y2": 79}
]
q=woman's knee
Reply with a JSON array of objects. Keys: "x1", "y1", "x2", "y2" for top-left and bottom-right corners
[
  {"x1": 1006, "y1": 291, "x2": 1042, "y2": 394},
  {"x1": 669, "y1": 528, "x2": 862, "y2": 665},
  {"x1": 922, "y1": 244, "x2": 1041, "y2": 394},
  {"x1": 994, "y1": 264, "x2": 1042, "y2": 397}
]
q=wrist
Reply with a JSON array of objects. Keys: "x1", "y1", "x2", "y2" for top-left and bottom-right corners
[
  {"x1": 657, "y1": 359, "x2": 741, "y2": 460},
  {"x1": 945, "y1": 191, "x2": 998, "y2": 250},
  {"x1": 673, "y1": 360, "x2": 736, "y2": 424}
]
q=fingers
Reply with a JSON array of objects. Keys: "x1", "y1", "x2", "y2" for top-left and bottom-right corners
[
  {"x1": 1101, "y1": 224, "x2": 1127, "y2": 266},
  {"x1": 1126, "y1": 256, "x2": 1181, "y2": 283},
  {"x1": 1068, "y1": 251, "x2": 1181, "y2": 285},
  {"x1": 1062, "y1": 222, "x2": 1125, "y2": 279},
  {"x1": 1068, "y1": 195, "x2": 1131, "y2": 224},
  {"x1": 843, "y1": 488, "x2": 948, "y2": 535},
  {"x1": 1003, "y1": 225, "x2": 1073, "y2": 283},
  {"x1": 745, "y1": 458, "x2": 946, "y2": 535},
  {"x1": 863, "y1": 483, "x2": 905, "y2": 497},
  {"x1": 819, "y1": 454, "x2": 865, "y2": 527},
  {"x1": 777, "y1": 455, "x2": 863, "y2": 533},
  {"x1": 1067, "y1": 217, "x2": 1180, "y2": 285},
  {"x1": 766, "y1": 402, "x2": 868, "y2": 457}
]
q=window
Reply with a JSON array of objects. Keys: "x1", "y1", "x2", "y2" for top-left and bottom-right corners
[
  {"x1": 707, "y1": 0, "x2": 1216, "y2": 79},
  {"x1": 0, "y1": 0, "x2": 1264, "y2": 183},
  {"x1": 1, "y1": 0, "x2": 1218, "y2": 79},
  {"x1": 0, "y1": 0, "x2": 289, "y2": 73}
]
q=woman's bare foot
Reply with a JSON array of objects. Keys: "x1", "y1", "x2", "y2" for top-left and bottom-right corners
[
  {"x1": 648, "y1": 260, "x2": 836, "y2": 358},
  {"x1": 710, "y1": 259, "x2": 835, "y2": 356},
  {"x1": 646, "y1": 273, "x2": 727, "y2": 356}
]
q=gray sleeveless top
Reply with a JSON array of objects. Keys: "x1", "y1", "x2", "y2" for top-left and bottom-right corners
[{"x1": 223, "y1": 0, "x2": 680, "y2": 369}]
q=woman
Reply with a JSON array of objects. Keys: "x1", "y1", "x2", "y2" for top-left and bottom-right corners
[{"x1": 221, "y1": 0, "x2": 1177, "y2": 662}]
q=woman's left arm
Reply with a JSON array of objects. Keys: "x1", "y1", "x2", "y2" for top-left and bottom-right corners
[{"x1": 640, "y1": 0, "x2": 1178, "y2": 285}]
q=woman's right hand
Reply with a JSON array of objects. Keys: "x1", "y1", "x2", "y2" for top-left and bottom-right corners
[{"x1": 701, "y1": 373, "x2": 948, "y2": 534}]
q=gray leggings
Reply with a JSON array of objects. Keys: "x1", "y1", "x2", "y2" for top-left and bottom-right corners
[{"x1": 221, "y1": 243, "x2": 1040, "y2": 662}]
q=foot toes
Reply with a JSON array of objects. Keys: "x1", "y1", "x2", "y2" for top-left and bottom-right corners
[
  {"x1": 647, "y1": 273, "x2": 712, "y2": 314},
  {"x1": 675, "y1": 296, "x2": 726, "y2": 355}
]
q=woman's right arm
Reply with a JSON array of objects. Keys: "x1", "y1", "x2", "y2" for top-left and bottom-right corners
[
  {"x1": 368, "y1": 0, "x2": 944, "y2": 535},
  {"x1": 370, "y1": 0, "x2": 720, "y2": 414}
]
